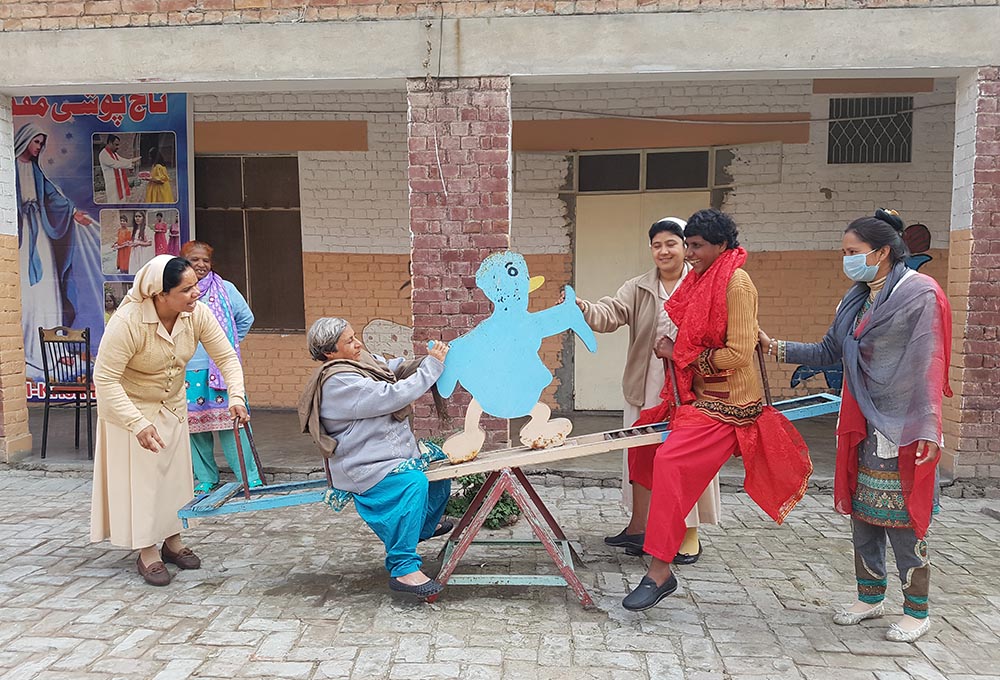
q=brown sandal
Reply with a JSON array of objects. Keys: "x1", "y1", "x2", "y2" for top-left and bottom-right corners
[
  {"x1": 137, "y1": 555, "x2": 171, "y2": 586},
  {"x1": 161, "y1": 543, "x2": 201, "y2": 570}
]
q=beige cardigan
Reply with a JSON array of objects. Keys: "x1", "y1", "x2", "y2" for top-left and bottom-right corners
[
  {"x1": 95, "y1": 298, "x2": 245, "y2": 435},
  {"x1": 580, "y1": 265, "x2": 688, "y2": 408}
]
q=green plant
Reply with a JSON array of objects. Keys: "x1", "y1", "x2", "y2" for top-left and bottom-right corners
[{"x1": 445, "y1": 473, "x2": 521, "y2": 529}]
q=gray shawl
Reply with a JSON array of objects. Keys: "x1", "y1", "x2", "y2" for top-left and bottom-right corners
[
  {"x1": 786, "y1": 261, "x2": 949, "y2": 448},
  {"x1": 297, "y1": 350, "x2": 422, "y2": 458}
]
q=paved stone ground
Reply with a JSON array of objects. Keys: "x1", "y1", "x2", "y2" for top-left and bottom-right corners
[{"x1": 1, "y1": 470, "x2": 998, "y2": 680}]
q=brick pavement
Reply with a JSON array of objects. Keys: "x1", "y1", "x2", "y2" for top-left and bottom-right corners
[{"x1": 0, "y1": 470, "x2": 998, "y2": 680}]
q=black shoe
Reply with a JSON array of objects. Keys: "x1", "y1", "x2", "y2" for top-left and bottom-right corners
[
  {"x1": 622, "y1": 574, "x2": 678, "y2": 611},
  {"x1": 420, "y1": 519, "x2": 455, "y2": 543},
  {"x1": 389, "y1": 577, "x2": 444, "y2": 598},
  {"x1": 672, "y1": 543, "x2": 702, "y2": 566},
  {"x1": 605, "y1": 528, "x2": 645, "y2": 553}
]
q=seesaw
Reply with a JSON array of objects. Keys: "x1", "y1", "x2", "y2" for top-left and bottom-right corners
[{"x1": 178, "y1": 392, "x2": 841, "y2": 607}]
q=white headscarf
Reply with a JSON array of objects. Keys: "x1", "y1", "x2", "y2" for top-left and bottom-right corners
[
  {"x1": 14, "y1": 123, "x2": 47, "y2": 159},
  {"x1": 120, "y1": 254, "x2": 176, "y2": 309}
]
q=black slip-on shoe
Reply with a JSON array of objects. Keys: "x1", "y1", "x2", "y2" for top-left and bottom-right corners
[
  {"x1": 420, "y1": 519, "x2": 454, "y2": 542},
  {"x1": 672, "y1": 543, "x2": 703, "y2": 566},
  {"x1": 604, "y1": 528, "x2": 645, "y2": 552},
  {"x1": 622, "y1": 574, "x2": 678, "y2": 611},
  {"x1": 389, "y1": 577, "x2": 444, "y2": 598}
]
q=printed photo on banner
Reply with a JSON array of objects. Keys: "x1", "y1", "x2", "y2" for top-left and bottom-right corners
[
  {"x1": 100, "y1": 208, "x2": 181, "y2": 275},
  {"x1": 92, "y1": 131, "x2": 178, "y2": 204},
  {"x1": 12, "y1": 93, "x2": 190, "y2": 395},
  {"x1": 103, "y1": 282, "x2": 130, "y2": 325}
]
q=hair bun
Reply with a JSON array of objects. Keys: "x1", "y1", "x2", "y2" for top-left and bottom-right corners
[{"x1": 875, "y1": 208, "x2": 905, "y2": 233}]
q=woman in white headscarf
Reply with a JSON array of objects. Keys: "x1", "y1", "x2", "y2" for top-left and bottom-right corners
[{"x1": 91, "y1": 255, "x2": 250, "y2": 586}]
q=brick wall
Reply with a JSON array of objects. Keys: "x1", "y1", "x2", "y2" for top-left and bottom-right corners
[
  {"x1": 947, "y1": 67, "x2": 1000, "y2": 481},
  {"x1": 241, "y1": 251, "x2": 411, "y2": 407},
  {"x1": 0, "y1": 94, "x2": 31, "y2": 460},
  {"x1": 407, "y1": 76, "x2": 512, "y2": 442},
  {"x1": 748, "y1": 248, "x2": 950, "y2": 401},
  {"x1": 2, "y1": 1, "x2": 997, "y2": 31}
]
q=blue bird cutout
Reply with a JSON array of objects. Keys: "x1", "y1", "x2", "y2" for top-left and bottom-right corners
[
  {"x1": 436, "y1": 251, "x2": 598, "y2": 461},
  {"x1": 906, "y1": 253, "x2": 932, "y2": 271}
]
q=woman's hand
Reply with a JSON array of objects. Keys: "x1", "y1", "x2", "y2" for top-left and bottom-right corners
[
  {"x1": 230, "y1": 404, "x2": 250, "y2": 425},
  {"x1": 557, "y1": 289, "x2": 586, "y2": 312},
  {"x1": 136, "y1": 425, "x2": 166, "y2": 453},
  {"x1": 915, "y1": 440, "x2": 940, "y2": 466},
  {"x1": 73, "y1": 211, "x2": 94, "y2": 226},
  {"x1": 428, "y1": 340, "x2": 450, "y2": 363},
  {"x1": 758, "y1": 329, "x2": 773, "y2": 354},
  {"x1": 654, "y1": 336, "x2": 674, "y2": 360}
]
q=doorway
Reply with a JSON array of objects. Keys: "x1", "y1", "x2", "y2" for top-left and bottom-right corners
[{"x1": 573, "y1": 191, "x2": 709, "y2": 410}]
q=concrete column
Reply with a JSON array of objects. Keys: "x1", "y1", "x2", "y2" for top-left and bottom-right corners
[
  {"x1": 947, "y1": 67, "x2": 1000, "y2": 483},
  {"x1": 407, "y1": 76, "x2": 512, "y2": 445},
  {"x1": 0, "y1": 95, "x2": 32, "y2": 462}
]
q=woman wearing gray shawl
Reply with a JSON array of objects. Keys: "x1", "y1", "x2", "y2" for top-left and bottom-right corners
[
  {"x1": 298, "y1": 318, "x2": 454, "y2": 598},
  {"x1": 760, "y1": 209, "x2": 952, "y2": 643}
]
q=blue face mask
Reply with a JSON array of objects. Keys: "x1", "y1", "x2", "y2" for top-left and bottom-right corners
[{"x1": 843, "y1": 250, "x2": 879, "y2": 282}]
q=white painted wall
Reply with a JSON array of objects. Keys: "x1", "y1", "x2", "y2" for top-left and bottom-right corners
[
  {"x1": 511, "y1": 153, "x2": 572, "y2": 256},
  {"x1": 0, "y1": 97, "x2": 15, "y2": 237},
  {"x1": 727, "y1": 80, "x2": 956, "y2": 251},
  {"x1": 193, "y1": 91, "x2": 410, "y2": 254},
  {"x1": 513, "y1": 79, "x2": 957, "y2": 253},
  {"x1": 950, "y1": 71, "x2": 978, "y2": 235},
  {"x1": 192, "y1": 79, "x2": 957, "y2": 257}
]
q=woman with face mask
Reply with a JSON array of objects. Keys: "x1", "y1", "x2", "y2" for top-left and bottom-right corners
[{"x1": 759, "y1": 209, "x2": 952, "y2": 643}]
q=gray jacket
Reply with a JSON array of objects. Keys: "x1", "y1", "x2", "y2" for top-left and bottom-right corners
[{"x1": 319, "y1": 354, "x2": 444, "y2": 494}]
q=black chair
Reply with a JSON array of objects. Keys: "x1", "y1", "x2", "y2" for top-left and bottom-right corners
[{"x1": 38, "y1": 326, "x2": 95, "y2": 460}]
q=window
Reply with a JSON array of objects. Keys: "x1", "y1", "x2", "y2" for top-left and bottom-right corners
[
  {"x1": 578, "y1": 153, "x2": 641, "y2": 192},
  {"x1": 646, "y1": 151, "x2": 709, "y2": 190},
  {"x1": 574, "y1": 148, "x2": 730, "y2": 194},
  {"x1": 194, "y1": 156, "x2": 305, "y2": 331},
  {"x1": 828, "y1": 96, "x2": 913, "y2": 164}
]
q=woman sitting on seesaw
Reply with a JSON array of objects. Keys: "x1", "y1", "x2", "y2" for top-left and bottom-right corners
[{"x1": 298, "y1": 317, "x2": 454, "y2": 598}]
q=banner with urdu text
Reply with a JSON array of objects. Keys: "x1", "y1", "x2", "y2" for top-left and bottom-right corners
[{"x1": 12, "y1": 93, "x2": 190, "y2": 400}]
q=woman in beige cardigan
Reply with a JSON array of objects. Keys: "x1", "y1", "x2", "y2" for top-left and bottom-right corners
[
  {"x1": 91, "y1": 254, "x2": 249, "y2": 586},
  {"x1": 575, "y1": 217, "x2": 721, "y2": 564}
]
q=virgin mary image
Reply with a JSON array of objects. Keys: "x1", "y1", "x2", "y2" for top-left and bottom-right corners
[{"x1": 15, "y1": 123, "x2": 104, "y2": 379}]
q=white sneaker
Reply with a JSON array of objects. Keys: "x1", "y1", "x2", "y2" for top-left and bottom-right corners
[
  {"x1": 885, "y1": 616, "x2": 930, "y2": 643},
  {"x1": 832, "y1": 601, "x2": 884, "y2": 625}
]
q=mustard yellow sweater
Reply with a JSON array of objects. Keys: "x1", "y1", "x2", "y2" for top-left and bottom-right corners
[{"x1": 690, "y1": 268, "x2": 763, "y2": 425}]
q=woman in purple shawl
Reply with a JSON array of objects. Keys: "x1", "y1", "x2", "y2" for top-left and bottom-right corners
[
  {"x1": 761, "y1": 209, "x2": 952, "y2": 644},
  {"x1": 181, "y1": 241, "x2": 262, "y2": 493}
]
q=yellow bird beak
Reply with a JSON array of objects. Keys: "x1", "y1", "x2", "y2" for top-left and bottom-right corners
[{"x1": 528, "y1": 275, "x2": 545, "y2": 293}]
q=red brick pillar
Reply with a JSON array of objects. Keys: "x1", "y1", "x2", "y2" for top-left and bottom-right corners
[
  {"x1": 407, "y1": 77, "x2": 512, "y2": 446},
  {"x1": 0, "y1": 95, "x2": 32, "y2": 462},
  {"x1": 947, "y1": 67, "x2": 1000, "y2": 483}
]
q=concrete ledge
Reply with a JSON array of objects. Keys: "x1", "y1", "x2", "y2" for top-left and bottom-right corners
[{"x1": 1, "y1": 7, "x2": 998, "y2": 93}]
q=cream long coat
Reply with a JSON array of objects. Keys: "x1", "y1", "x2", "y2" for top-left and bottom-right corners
[
  {"x1": 91, "y1": 298, "x2": 245, "y2": 549},
  {"x1": 579, "y1": 265, "x2": 720, "y2": 528}
]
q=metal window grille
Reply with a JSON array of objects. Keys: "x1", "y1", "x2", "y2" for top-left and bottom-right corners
[{"x1": 828, "y1": 96, "x2": 913, "y2": 164}]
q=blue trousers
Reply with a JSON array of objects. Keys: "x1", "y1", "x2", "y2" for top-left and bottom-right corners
[{"x1": 353, "y1": 469, "x2": 451, "y2": 578}]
